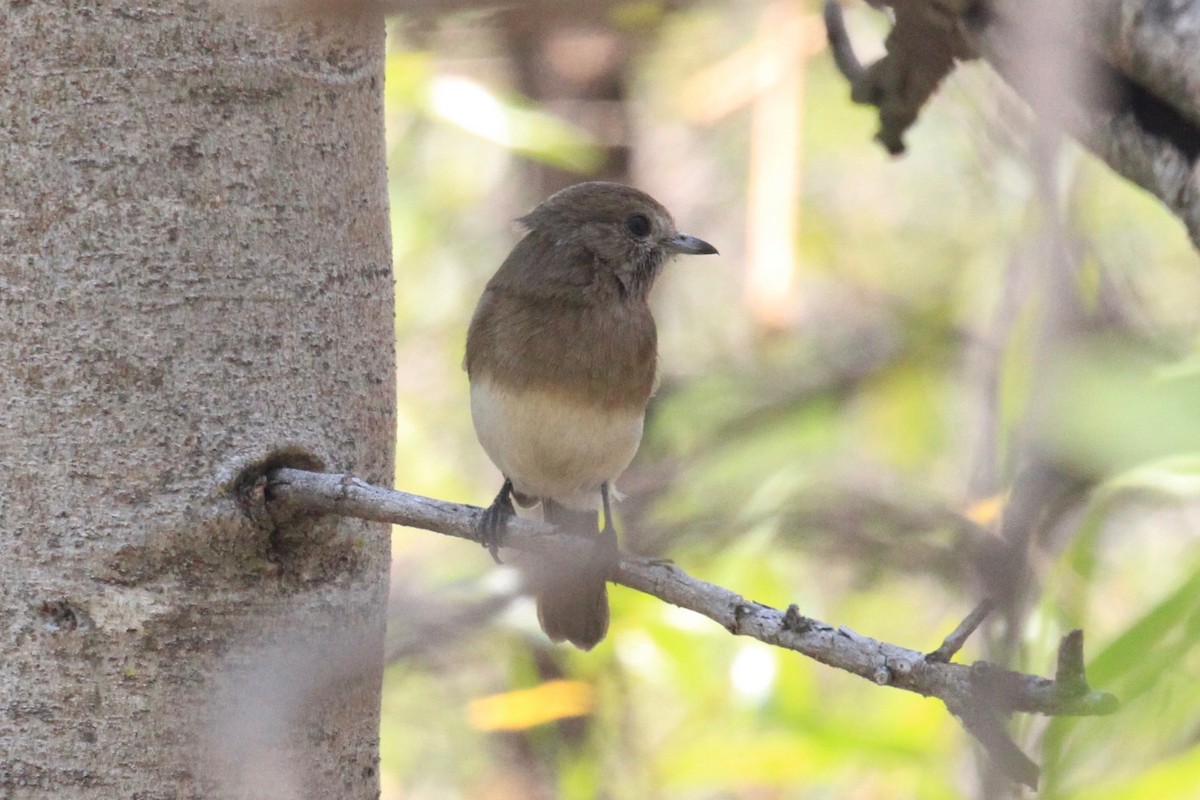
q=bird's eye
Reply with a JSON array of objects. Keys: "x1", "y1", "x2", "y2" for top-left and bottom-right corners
[{"x1": 624, "y1": 213, "x2": 652, "y2": 238}]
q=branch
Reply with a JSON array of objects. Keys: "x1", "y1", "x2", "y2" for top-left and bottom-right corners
[
  {"x1": 927, "y1": 598, "x2": 994, "y2": 663},
  {"x1": 255, "y1": 467, "x2": 1118, "y2": 787},
  {"x1": 823, "y1": 0, "x2": 969, "y2": 155},
  {"x1": 823, "y1": 0, "x2": 1200, "y2": 246}
]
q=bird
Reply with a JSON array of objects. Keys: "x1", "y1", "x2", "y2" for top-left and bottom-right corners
[{"x1": 465, "y1": 181, "x2": 717, "y2": 650}]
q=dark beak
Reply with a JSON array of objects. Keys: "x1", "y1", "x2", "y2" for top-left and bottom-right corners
[{"x1": 666, "y1": 232, "x2": 719, "y2": 256}]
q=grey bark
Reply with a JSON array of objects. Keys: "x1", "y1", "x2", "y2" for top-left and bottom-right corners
[{"x1": 0, "y1": 2, "x2": 394, "y2": 798}]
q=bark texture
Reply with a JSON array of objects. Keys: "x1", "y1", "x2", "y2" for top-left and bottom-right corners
[{"x1": 0, "y1": 2, "x2": 393, "y2": 798}]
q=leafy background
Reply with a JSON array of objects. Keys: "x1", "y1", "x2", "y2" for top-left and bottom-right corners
[{"x1": 377, "y1": 2, "x2": 1200, "y2": 798}]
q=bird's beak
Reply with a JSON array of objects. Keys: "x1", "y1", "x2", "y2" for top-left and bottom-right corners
[{"x1": 666, "y1": 233, "x2": 718, "y2": 255}]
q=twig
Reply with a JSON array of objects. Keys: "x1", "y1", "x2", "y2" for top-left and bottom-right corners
[
  {"x1": 952, "y1": 703, "x2": 1041, "y2": 789},
  {"x1": 820, "y1": 0, "x2": 968, "y2": 154},
  {"x1": 927, "y1": 599, "x2": 994, "y2": 663},
  {"x1": 823, "y1": 0, "x2": 865, "y2": 86},
  {"x1": 258, "y1": 467, "x2": 1119, "y2": 784},
  {"x1": 1054, "y1": 629, "x2": 1090, "y2": 697}
]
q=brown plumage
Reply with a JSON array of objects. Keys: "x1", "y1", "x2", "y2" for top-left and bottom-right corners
[{"x1": 466, "y1": 181, "x2": 717, "y2": 649}]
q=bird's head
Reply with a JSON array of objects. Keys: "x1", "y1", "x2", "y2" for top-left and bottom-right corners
[{"x1": 519, "y1": 181, "x2": 718, "y2": 299}]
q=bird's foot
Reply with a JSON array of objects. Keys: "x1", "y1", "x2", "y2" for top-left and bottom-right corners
[
  {"x1": 592, "y1": 483, "x2": 621, "y2": 576},
  {"x1": 589, "y1": 519, "x2": 621, "y2": 577},
  {"x1": 478, "y1": 479, "x2": 516, "y2": 564}
]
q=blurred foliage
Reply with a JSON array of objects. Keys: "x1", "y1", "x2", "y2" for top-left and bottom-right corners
[{"x1": 378, "y1": 2, "x2": 1200, "y2": 799}]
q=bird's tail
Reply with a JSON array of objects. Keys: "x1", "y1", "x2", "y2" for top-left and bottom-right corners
[{"x1": 534, "y1": 500, "x2": 610, "y2": 650}]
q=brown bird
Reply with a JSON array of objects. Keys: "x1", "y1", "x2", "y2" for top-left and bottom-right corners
[{"x1": 465, "y1": 181, "x2": 717, "y2": 650}]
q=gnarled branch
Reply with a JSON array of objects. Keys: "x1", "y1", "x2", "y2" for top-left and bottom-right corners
[
  {"x1": 253, "y1": 466, "x2": 1118, "y2": 788},
  {"x1": 824, "y1": 0, "x2": 1200, "y2": 246}
]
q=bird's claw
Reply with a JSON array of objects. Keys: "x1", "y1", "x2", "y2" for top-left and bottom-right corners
[
  {"x1": 478, "y1": 480, "x2": 516, "y2": 564},
  {"x1": 478, "y1": 506, "x2": 507, "y2": 564}
]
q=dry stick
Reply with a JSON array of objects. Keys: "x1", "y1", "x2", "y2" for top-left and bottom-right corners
[
  {"x1": 823, "y1": 0, "x2": 865, "y2": 85},
  {"x1": 261, "y1": 467, "x2": 1118, "y2": 786},
  {"x1": 927, "y1": 598, "x2": 995, "y2": 663}
]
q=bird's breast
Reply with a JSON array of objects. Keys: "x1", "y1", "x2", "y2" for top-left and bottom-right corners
[
  {"x1": 466, "y1": 289, "x2": 659, "y2": 410},
  {"x1": 470, "y1": 377, "x2": 645, "y2": 509}
]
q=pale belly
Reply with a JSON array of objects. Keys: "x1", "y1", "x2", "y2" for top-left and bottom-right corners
[{"x1": 470, "y1": 378, "x2": 645, "y2": 510}]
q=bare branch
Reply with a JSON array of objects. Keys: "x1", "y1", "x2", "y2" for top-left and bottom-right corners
[
  {"x1": 259, "y1": 466, "x2": 1117, "y2": 785},
  {"x1": 1078, "y1": 0, "x2": 1200, "y2": 134},
  {"x1": 1054, "y1": 628, "x2": 1090, "y2": 697},
  {"x1": 927, "y1": 599, "x2": 994, "y2": 663},
  {"x1": 821, "y1": 0, "x2": 972, "y2": 154},
  {"x1": 952, "y1": 703, "x2": 1040, "y2": 789},
  {"x1": 823, "y1": 0, "x2": 866, "y2": 86}
]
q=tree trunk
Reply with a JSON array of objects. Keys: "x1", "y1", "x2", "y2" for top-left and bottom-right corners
[{"x1": 0, "y1": 2, "x2": 393, "y2": 798}]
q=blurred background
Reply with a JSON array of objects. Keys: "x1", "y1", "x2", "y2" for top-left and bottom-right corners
[{"x1": 378, "y1": 1, "x2": 1200, "y2": 798}]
